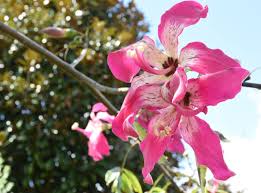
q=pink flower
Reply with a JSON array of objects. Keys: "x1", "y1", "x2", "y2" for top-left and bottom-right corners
[
  {"x1": 140, "y1": 66, "x2": 247, "y2": 183},
  {"x1": 107, "y1": 1, "x2": 244, "y2": 88},
  {"x1": 72, "y1": 103, "x2": 115, "y2": 161},
  {"x1": 112, "y1": 65, "x2": 248, "y2": 183},
  {"x1": 107, "y1": 0, "x2": 249, "y2": 184},
  {"x1": 108, "y1": 1, "x2": 207, "y2": 83}
]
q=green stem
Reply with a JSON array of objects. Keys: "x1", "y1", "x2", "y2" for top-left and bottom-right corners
[{"x1": 121, "y1": 143, "x2": 137, "y2": 169}]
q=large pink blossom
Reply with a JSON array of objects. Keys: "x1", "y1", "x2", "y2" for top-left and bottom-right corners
[
  {"x1": 108, "y1": 1, "x2": 207, "y2": 83},
  {"x1": 107, "y1": 0, "x2": 249, "y2": 185},
  {"x1": 72, "y1": 103, "x2": 114, "y2": 161},
  {"x1": 111, "y1": 57, "x2": 248, "y2": 184},
  {"x1": 107, "y1": 1, "x2": 243, "y2": 87},
  {"x1": 140, "y1": 65, "x2": 248, "y2": 183}
]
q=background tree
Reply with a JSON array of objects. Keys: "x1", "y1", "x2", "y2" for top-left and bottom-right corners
[{"x1": 0, "y1": 0, "x2": 149, "y2": 192}]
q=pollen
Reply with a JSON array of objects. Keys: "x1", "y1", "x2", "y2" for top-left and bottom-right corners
[
  {"x1": 154, "y1": 126, "x2": 171, "y2": 137},
  {"x1": 126, "y1": 49, "x2": 136, "y2": 58}
]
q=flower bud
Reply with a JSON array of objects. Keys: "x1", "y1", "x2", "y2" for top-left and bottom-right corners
[{"x1": 40, "y1": 27, "x2": 66, "y2": 38}]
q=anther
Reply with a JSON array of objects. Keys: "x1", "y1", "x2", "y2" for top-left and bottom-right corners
[
  {"x1": 163, "y1": 61, "x2": 169, "y2": 69},
  {"x1": 162, "y1": 57, "x2": 179, "y2": 76}
]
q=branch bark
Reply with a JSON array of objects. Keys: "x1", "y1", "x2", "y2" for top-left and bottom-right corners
[
  {"x1": 0, "y1": 21, "x2": 122, "y2": 114},
  {"x1": 242, "y1": 82, "x2": 261, "y2": 90}
]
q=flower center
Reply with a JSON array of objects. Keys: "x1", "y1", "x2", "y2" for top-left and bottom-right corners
[
  {"x1": 154, "y1": 126, "x2": 171, "y2": 137},
  {"x1": 162, "y1": 57, "x2": 179, "y2": 76},
  {"x1": 183, "y1": 92, "x2": 191, "y2": 106}
]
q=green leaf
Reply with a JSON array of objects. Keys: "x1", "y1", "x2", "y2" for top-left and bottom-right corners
[
  {"x1": 133, "y1": 122, "x2": 146, "y2": 140},
  {"x1": 158, "y1": 155, "x2": 168, "y2": 165},
  {"x1": 105, "y1": 167, "x2": 121, "y2": 186},
  {"x1": 123, "y1": 169, "x2": 142, "y2": 193},
  {"x1": 197, "y1": 165, "x2": 207, "y2": 193},
  {"x1": 191, "y1": 187, "x2": 199, "y2": 193},
  {"x1": 121, "y1": 173, "x2": 134, "y2": 193},
  {"x1": 111, "y1": 176, "x2": 120, "y2": 193},
  {"x1": 149, "y1": 187, "x2": 166, "y2": 193},
  {"x1": 64, "y1": 28, "x2": 80, "y2": 39}
]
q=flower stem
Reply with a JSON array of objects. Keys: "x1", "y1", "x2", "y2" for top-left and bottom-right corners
[{"x1": 121, "y1": 142, "x2": 137, "y2": 169}]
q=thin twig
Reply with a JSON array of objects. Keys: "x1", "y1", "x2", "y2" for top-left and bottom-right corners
[
  {"x1": 71, "y1": 48, "x2": 88, "y2": 67},
  {"x1": 158, "y1": 164, "x2": 184, "y2": 193},
  {"x1": 242, "y1": 75, "x2": 261, "y2": 90},
  {"x1": 242, "y1": 82, "x2": 261, "y2": 90},
  {"x1": 0, "y1": 21, "x2": 123, "y2": 113},
  {"x1": 121, "y1": 142, "x2": 137, "y2": 169}
]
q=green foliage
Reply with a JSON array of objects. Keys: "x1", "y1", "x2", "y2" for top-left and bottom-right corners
[
  {"x1": 0, "y1": 154, "x2": 14, "y2": 193},
  {"x1": 148, "y1": 187, "x2": 166, "y2": 193},
  {"x1": 197, "y1": 165, "x2": 207, "y2": 193},
  {"x1": 105, "y1": 167, "x2": 142, "y2": 193},
  {"x1": 122, "y1": 168, "x2": 143, "y2": 193},
  {"x1": 133, "y1": 122, "x2": 147, "y2": 140},
  {"x1": 0, "y1": 0, "x2": 148, "y2": 192},
  {"x1": 105, "y1": 167, "x2": 121, "y2": 187}
]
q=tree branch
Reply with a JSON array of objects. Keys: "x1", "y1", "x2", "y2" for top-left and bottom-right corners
[
  {"x1": 0, "y1": 21, "x2": 123, "y2": 113},
  {"x1": 242, "y1": 82, "x2": 261, "y2": 90},
  {"x1": 71, "y1": 48, "x2": 88, "y2": 67},
  {"x1": 0, "y1": 22, "x2": 128, "y2": 96}
]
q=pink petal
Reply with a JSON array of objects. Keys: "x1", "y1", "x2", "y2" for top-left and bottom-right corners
[
  {"x1": 180, "y1": 42, "x2": 243, "y2": 74},
  {"x1": 140, "y1": 106, "x2": 180, "y2": 183},
  {"x1": 158, "y1": 1, "x2": 208, "y2": 57},
  {"x1": 107, "y1": 36, "x2": 165, "y2": 82},
  {"x1": 112, "y1": 109, "x2": 138, "y2": 141},
  {"x1": 174, "y1": 104, "x2": 207, "y2": 117},
  {"x1": 92, "y1": 102, "x2": 108, "y2": 113},
  {"x1": 135, "y1": 50, "x2": 172, "y2": 75},
  {"x1": 131, "y1": 72, "x2": 168, "y2": 94},
  {"x1": 140, "y1": 130, "x2": 171, "y2": 184},
  {"x1": 143, "y1": 174, "x2": 153, "y2": 185},
  {"x1": 137, "y1": 110, "x2": 155, "y2": 130},
  {"x1": 188, "y1": 67, "x2": 249, "y2": 107},
  {"x1": 167, "y1": 134, "x2": 185, "y2": 154},
  {"x1": 112, "y1": 85, "x2": 169, "y2": 141},
  {"x1": 88, "y1": 130, "x2": 110, "y2": 161},
  {"x1": 169, "y1": 67, "x2": 188, "y2": 103},
  {"x1": 179, "y1": 116, "x2": 235, "y2": 180},
  {"x1": 95, "y1": 111, "x2": 115, "y2": 124},
  {"x1": 107, "y1": 46, "x2": 140, "y2": 82},
  {"x1": 134, "y1": 36, "x2": 170, "y2": 74},
  {"x1": 72, "y1": 127, "x2": 91, "y2": 138},
  {"x1": 147, "y1": 106, "x2": 180, "y2": 135},
  {"x1": 72, "y1": 124, "x2": 110, "y2": 161}
]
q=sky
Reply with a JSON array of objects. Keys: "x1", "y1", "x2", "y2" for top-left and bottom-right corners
[{"x1": 133, "y1": 0, "x2": 261, "y2": 192}]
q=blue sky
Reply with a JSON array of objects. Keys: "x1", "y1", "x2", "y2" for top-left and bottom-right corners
[{"x1": 133, "y1": 0, "x2": 261, "y2": 192}]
